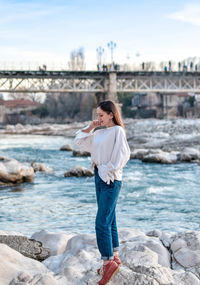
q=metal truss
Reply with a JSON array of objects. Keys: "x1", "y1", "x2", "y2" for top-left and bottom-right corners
[
  {"x1": 117, "y1": 72, "x2": 200, "y2": 93},
  {"x1": 0, "y1": 71, "x2": 200, "y2": 93},
  {"x1": 0, "y1": 71, "x2": 106, "y2": 93}
]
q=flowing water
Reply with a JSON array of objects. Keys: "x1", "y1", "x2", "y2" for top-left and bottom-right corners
[{"x1": 0, "y1": 134, "x2": 200, "y2": 236}]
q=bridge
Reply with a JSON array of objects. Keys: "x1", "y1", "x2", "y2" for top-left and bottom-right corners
[{"x1": 0, "y1": 70, "x2": 200, "y2": 102}]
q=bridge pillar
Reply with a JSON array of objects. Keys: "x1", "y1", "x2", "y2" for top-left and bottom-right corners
[{"x1": 106, "y1": 72, "x2": 118, "y2": 103}]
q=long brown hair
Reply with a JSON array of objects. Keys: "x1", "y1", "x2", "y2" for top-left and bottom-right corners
[{"x1": 98, "y1": 100, "x2": 125, "y2": 129}]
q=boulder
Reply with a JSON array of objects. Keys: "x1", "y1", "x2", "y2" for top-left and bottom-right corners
[
  {"x1": 142, "y1": 151, "x2": 177, "y2": 164},
  {"x1": 0, "y1": 243, "x2": 49, "y2": 285},
  {"x1": 0, "y1": 235, "x2": 50, "y2": 261},
  {"x1": 64, "y1": 166, "x2": 94, "y2": 177},
  {"x1": 180, "y1": 147, "x2": 200, "y2": 162},
  {"x1": 10, "y1": 272, "x2": 66, "y2": 285},
  {"x1": 170, "y1": 231, "x2": 200, "y2": 279},
  {"x1": 60, "y1": 144, "x2": 73, "y2": 151},
  {"x1": 0, "y1": 156, "x2": 34, "y2": 185},
  {"x1": 130, "y1": 149, "x2": 149, "y2": 160},
  {"x1": 31, "y1": 162, "x2": 54, "y2": 173},
  {"x1": 1, "y1": 229, "x2": 200, "y2": 285},
  {"x1": 43, "y1": 231, "x2": 175, "y2": 285},
  {"x1": 72, "y1": 150, "x2": 90, "y2": 157},
  {"x1": 31, "y1": 229, "x2": 74, "y2": 256}
]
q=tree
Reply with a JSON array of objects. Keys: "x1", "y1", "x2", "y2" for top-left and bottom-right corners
[{"x1": 68, "y1": 47, "x2": 85, "y2": 70}]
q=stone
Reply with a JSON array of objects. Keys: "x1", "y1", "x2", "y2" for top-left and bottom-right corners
[
  {"x1": 64, "y1": 166, "x2": 94, "y2": 177},
  {"x1": 142, "y1": 151, "x2": 177, "y2": 164},
  {"x1": 180, "y1": 147, "x2": 200, "y2": 162},
  {"x1": 172, "y1": 270, "x2": 200, "y2": 285},
  {"x1": 60, "y1": 144, "x2": 73, "y2": 151},
  {"x1": 0, "y1": 243, "x2": 49, "y2": 285},
  {"x1": 171, "y1": 231, "x2": 200, "y2": 279},
  {"x1": 43, "y1": 231, "x2": 174, "y2": 285},
  {"x1": 31, "y1": 229, "x2": 74, "y2": 256},
  {"x1": 130, "y1": 149, "x2": 149, "y2": 159},
  {"x1": 72, "y1": 150, "x2": 90, "y2": 157},
  {"x1": 10, "y1": 272, "x2": 65, "y2": 285},
  {"x1": 1, "y1": 229, "x2": 200, "y2": 284},
  {"x1": 0, "y1": 157, "x2": 34, "y2": 185},
  {"x1": 31, "y1": 162, "x2": 54, "y2": 173},
  {"x1": 0, "y1": 235, "x2": 50, "y2": 261}
]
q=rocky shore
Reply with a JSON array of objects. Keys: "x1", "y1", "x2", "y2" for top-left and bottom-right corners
[
  {"x1": 0, "y1": 229, "x2": 200, "y2": 285},
  {"x1": 1, "y1": 118, "x2": 200, "y2": 164}
]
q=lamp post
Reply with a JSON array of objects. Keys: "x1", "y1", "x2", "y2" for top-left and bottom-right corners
[
  {"x1": 107, "y1": 41, "x2": 116, "y2": 70},
  {"x1": 96, "y1": 46, "x2": 104, "y2": 71}
]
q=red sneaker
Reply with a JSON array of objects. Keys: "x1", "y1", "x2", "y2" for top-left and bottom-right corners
[
  {"x1": 98, "y1": 260, "x2": 119, "y2": 285},
  {"x1": 97, "y1": 256, "x2": 121, "y2": 275}
]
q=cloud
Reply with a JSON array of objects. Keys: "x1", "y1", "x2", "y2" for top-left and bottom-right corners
[{"x1": 168, "y1": 3, "x2": 200, "y2": 26}]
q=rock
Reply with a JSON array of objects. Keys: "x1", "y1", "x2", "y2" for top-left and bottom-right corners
[
  {"x1": 172, "y1": 270, "x2": 200, "y2": 285},
  {"x1": 31, "y1": 230, "x2": 74, "y2": 256},
  {"x1": 147, "y1": 229, "x2": 175, "y2": 248},
  {"x1": 10, "y1": 272, "x2": 65, "y2": 285},
  {"x1": 119, "y1": 230, "x2": 171, "y2": 268},
  {"x1": 180, "y1": 147, "x2": 200, "y2": 162},
  {"x1": 1, "y1": 229, "x2": 200, "y2": 285},
  {"x1": 43, "y1": 231, "x2": 174, "y2": 285},
  {"x1": 171, "y1": 231, "x2": 200, "y2": 278},
  {"x1": 72, "y1": 150, "x2": 90, "y2": 157},
  {"x1": 142, "y1": 151, "x2": 178, "y2": 164},
  {"x1": 64, "y1": 166, "x2": 94, "y2": 177},
  {"x1": 0, "y1": 235, "x2": 50, "y2": 261},
  {"x1": 130, "y1": 149, "x2": 149, "y2": 159},
  {"x1": 31, "y1": 162, "x2": 54, "y2": 173},
  {"x1": 60, "y1": 144, "x2": 73, "y2": 151},
  {"x1": 0, "y1": 243, "x2": 50, "y2": 285},
  {"x1": 0, "y1": 156, "x2": 34, "y2": 185}
]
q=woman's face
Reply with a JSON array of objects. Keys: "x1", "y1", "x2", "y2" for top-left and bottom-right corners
[{"x1": 96, "y1": 107, "x2": 113, "y2": 127}]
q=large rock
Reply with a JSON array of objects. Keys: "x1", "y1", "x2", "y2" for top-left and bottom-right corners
[
  {"x1": 72, "y1": 150, "x2": 90, "y2": 157},
  {"x1": 0, "y1": 156, "x2": 34, "y2": 185},
  {"x1": 1, "y1": 229, "x2": 200, "y2": 285},
  {"x1": 180, "y1": 147, "x2": 200, "y2": 162},
  {"x1": 170, "y1": 231, "x2": 200, "y2": 278},
  {"x1": 0, "y1": 243, "x2": 49, "y2": 285},
  {"x1": 31, "y1": 162, "x2": 54, "y2": 173},
  {"x1": 64, "y1": 166, "x2": 94, "y2": 177},
  {"x1": 142, "y1": 151, "x2": 178, "y2": 164},
  {"x1": 9, "y1": 272, "x2": 65, "y2": 285},
  {"x1": 60, "y1": 144, "x2": 73, "y2": 151},
  {"x1": 0, "y1": 235, "x2": 50, "y2": 261},
  {"x1": 43, "y1": 229, "x2": 200, "y2": 285},
  {"x1": 130, "y1": 149, "x2": 149, "y2": 159},
  {"x1": 31, "y1": 230, "x2": 74, "y2": 256}
]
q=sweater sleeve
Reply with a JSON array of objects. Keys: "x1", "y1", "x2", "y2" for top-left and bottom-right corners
[
  {"x1": 98, "y1": 127, "x2": 130, "y2": 184},
  {"x1": 74, "y1": 125, "x2": 93, "y2": 153}
]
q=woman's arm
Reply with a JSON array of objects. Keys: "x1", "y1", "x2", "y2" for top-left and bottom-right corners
[{"x1": 74, "y1": 120, "x2": 100, "y2": 152}]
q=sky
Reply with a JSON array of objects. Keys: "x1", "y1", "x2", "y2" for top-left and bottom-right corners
[{"x1": 0, "y1": 0, "x2": 200, "y2": 69}]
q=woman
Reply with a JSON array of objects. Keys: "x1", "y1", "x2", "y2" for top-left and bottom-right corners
[{"x1": 74, "y1": 100, "x2": 130, "y2": 285}]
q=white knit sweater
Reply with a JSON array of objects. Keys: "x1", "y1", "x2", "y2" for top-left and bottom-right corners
[{"x1": 74, "y1": 125, "x2": 130, "y2": 184}]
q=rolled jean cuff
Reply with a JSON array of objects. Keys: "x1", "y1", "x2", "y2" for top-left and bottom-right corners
[
  {"x1": 113, "y1": 247, "x2": 119, "y2": 252},
  {"x1": 101, "y1": 256, "x2": 114, "y2": 260}
]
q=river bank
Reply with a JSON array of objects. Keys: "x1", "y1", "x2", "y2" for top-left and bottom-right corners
[
  {"x1": 1, "y1": 118, "x2": 200, "y2": 164},
  {"x1": 1, "y1": 118, "x2": 200, "y2": 149},
  {"x1": 0, "y1": 228, "x2": 200, "y2": 285}
]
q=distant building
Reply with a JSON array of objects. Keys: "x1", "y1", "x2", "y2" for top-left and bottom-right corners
[
  {"x1": 0, "y1": 99, "x2": 40, "y2": 124},
  {"x1": 131, "y1": 92, "x2": 200, "y2": 119}
]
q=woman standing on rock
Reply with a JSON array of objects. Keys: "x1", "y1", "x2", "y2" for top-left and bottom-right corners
[{"x1": 74, "y1": 100, "x2": 130, "y2": 285}]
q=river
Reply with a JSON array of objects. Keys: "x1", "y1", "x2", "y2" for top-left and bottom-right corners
[{"x1": 0, "y1": 134, "x2": 200, "y2": 236}]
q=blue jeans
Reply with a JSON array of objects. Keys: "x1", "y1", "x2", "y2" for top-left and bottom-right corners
[{"x1": 94, "y1": 167, "x2": 122, "y2": 260}]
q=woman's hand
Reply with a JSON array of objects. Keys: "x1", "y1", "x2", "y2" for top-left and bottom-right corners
[
  {"x1": 82, "y1": 120, "x2": 101, "y2": 133},
  {"x1": 90, "y1": 120, "x2": 101, "y2": 129}
]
